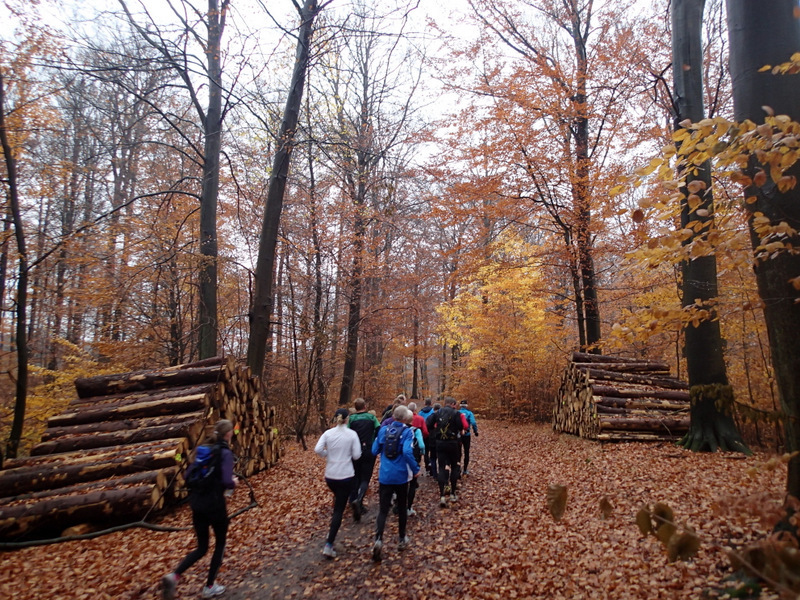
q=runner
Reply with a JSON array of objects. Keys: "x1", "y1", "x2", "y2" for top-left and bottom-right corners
[
  {"x1": 424, "y1": 402, "x2": 441, "y2": 479},
  {"x1": 371, "y1": 405, "x2": 420, "y2": 561},
  {"x1": 430, "y1": 397, "x2": 465, "y2": 507},
  {"x1": 162, "y1": 420, "x2": 237, "y2": 600},
  {"x1": 347, "y1": 398, "x2": 381, "y2": 520},
  {"x1": 314, "y1": 408, "x2": 362, "y2": 559},
  {"x1": 404, "y1": 406, "x2": 425, "y2": 517},
  {"x1": 458, "y1": 400, "x2": 479, "y2": 475}
]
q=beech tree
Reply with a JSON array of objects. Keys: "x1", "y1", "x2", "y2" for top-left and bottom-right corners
[
  {"x1": 726, "y1": 0, "x2": 800, "y2": 494},
  {"x1": 671, "y1": 0, "x2": 748, "y2": 452},
  {"x1": 118, "y1": 0, "x2": 232, "y2": 360},
  {"x1": 247, "y1": 0, "x2": 322, "y2": 377},
  {"x1": 0, "y1": 72, "x2": 28, "y2": 460},
  {"x1": 316, "y1": 3, "x2": 421, "y2": 406}
]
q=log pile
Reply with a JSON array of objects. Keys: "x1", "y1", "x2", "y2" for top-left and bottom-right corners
[
  {"x1": 553, "y1": 351, "x2": 690, "y2": 442},
  {"x1": 0, "y1": 357, "x2": 279, "y2": 542}
]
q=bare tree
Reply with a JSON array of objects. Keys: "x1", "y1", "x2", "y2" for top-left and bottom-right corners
[{"x1": 118, "y1": 0, "x2": 232, "y2": 359}]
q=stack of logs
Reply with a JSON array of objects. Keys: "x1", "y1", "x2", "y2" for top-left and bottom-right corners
[
  {"x1": 553, "y1": 351, "x2": 691, "y2": 442},
  {"x1": 0, "y1": 357, "x2": 279, "y2": 542}
]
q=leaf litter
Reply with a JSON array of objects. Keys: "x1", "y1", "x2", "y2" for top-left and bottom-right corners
[{"x1": 0, "y1": 421, "x2": 788, "y2": 599}]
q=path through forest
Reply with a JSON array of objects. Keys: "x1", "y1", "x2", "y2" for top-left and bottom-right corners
[{"x1": 0, "y1": 422, "x2": 788, "y2": 599}]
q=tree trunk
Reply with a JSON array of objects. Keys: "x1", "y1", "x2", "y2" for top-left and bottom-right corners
[
  {"x1": 0, "y1": 73, "x2": 28, "y2": 461},
  {"x1": 247, "y1": 0, "x2": 320, "y2": 377},
  {"x1": 338, "y1": 204, "x2": 364, "y2": 406},
  {"x1": 0, "y1": 484, "x2": 160, "y2": 539},
  {"x1": 74, "y1": 364, "x2": 226, "y2": 398},
  {"x1": 31, "y1": 421, "x2": 204, "y2": 455},
  {"x1": 569, "y1": 10, "x2": 602, "y2": 350},
  {"x1": 672, "y1": 0, "x2": 748, "y2": 453},
  {"x1": 49, "y1": 393, "x2": 210, "y2": 428},
  {"x1": 727, "y1": 0, "x2": 800, "y2": 493},
  {"x1": 0, "y1": 442, "x2": 184, "y2": 496},
  {"x1": 41, "y1": 412, "x2": 205, "y2": 441},
  {"x1": 197, "y1": 0, "x2": 229, "y2": 359}
]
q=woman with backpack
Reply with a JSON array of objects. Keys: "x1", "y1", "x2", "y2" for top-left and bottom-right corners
[
  {"x1": 370, "y1": 405, "x2": 420, "y2": 561},
  {"x1": 162, "y1": 419, "x2": 237, "y2": 600},
  {"x1": 314, "y1": 408, "x2": 362, "y2": 558}
]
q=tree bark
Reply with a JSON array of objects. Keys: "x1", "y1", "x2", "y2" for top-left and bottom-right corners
[
  {"x1": 74, "y1": 364, "x2": 226, "y2": 398},
  {"x1": 727, "y1": 0, "x2": 800, "y2": 493},
  {"x1": 0, "y1": 442, "x2": 184, "y2": 496},
  {"x1": 247, "y1": 0, "x2": 321, "y2": 378},
  {"x1": 197, "y1": 0, "x2": 230, "y2": 359},
  {"x1": 0, "y1": 484, "x2": 159, "y2": 539},
  {"x1": 0, "y1": 73, "x2": 29, "y2": 461},
  {"x1": 672, "y1": 0, "x2": 748, "y2": 453},
  {"x1": 31, "y1": 421, "x2": 204, "y2": 455}
]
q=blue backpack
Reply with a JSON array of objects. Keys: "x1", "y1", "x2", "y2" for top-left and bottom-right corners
[
  {"x1": 185, "y1": 444, "x2": 222, "y2": 492},
  {"x1": 383, "y1": 422, "x2": 406, "y2": 460}
]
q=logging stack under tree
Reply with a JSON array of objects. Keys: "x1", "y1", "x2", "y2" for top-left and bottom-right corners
[
  {"x1": 553, "y1": 351, "x2": 691, "y2": 442},
  {"x1": 0, "y1": 357, "x2": 279, "y2": 542}
]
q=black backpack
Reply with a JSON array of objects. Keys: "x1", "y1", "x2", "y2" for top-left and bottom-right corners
[
  {"x1": 383, "y1": 422, "x2": 406, "y2": 459},
  {"x1": 185, "y1": 443, "x2": 222, "y2": 492},
  {"x1": 436, "y1": 406, "x2": 463, "y2": 441}
]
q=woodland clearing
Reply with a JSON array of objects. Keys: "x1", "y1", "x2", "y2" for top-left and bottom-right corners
[{"x1": 0, "y1": 421, "x2": 789, "y2": 599}]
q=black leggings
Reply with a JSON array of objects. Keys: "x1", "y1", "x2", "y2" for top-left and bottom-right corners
[
  {"x1": 326, "y1": 477, "x2": 355, "y2": 544},
  {"x1": 436, "y1": 440, "x2": 461, "y2": 496},
  {"x1": 407, "y1": 477, "x2": 420, "y2": 509},
  {"x1": 349, "y1": 455, "x2": 375, "y2": 506},
  {"x1": 176, "y1": 508, "x2": 229, "y2": 587},
  {"x1": 461, "y1": 435, "x2": 472, "y2": 471},
  {"x1": 375, "y1": 482, "x2": 409, "y2": 541}
]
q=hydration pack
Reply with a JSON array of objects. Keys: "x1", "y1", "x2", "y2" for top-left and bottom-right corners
[
  {"x1": 383, "y1": 422, "x2": 406, "y2": 459},
  {"x1": 185, "y1": 443, "x2": 222, "y2": 492}
]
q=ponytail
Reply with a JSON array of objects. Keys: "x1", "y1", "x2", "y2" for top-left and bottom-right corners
[{"x1": 211, "y1": 419, "x2": 234, "y2": 444}]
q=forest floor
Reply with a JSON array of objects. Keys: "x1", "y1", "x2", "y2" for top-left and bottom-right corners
[{"x1": 0, "y1": 421, "x2": 791, "y2": 599}]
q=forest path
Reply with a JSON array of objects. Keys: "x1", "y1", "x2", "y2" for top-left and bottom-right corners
[
  {"x1": 0, "y1": 421, "x2": 785, "y2": 599},
  {"x1": 217, "y1": 421, "x2": 781, "y2": 600}
]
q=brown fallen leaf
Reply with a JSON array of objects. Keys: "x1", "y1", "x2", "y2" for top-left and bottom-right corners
[{"x1": 547, "y1": 484, "x2": 568, "y2": 521}]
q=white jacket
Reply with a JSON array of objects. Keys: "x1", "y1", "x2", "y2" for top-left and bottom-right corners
[{"x1": 315, "y1": 424, "x2": 362, "y2": 480}]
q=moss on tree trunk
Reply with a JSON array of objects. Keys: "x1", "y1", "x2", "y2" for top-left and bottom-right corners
[{"x1": 678, "y1": 384, "x2": 751, "y2": 454}]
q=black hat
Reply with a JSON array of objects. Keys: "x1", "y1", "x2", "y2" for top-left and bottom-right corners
[
  {"x1": 334, "y1": 408, "x2": 350, "y2": 421},
  {"x1": 460, "y1": 400, "x2": 468, "y2": 406}
]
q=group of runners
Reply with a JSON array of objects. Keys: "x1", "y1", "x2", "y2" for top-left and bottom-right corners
[
  {"x1": 314, "y1": 395, "x2": 479, "y2": 561},
  {"x1": 160, "y1": 395, "x2": 480, "y2": 599}
]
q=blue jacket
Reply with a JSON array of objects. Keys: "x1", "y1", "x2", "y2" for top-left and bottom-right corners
[
  {"x1": 372, "y1": 423, "x2": 420, "y2": 484},
  {"x1": 418, "y1": 406, "x2": 434, "y2": 420},
  {"x1": 460, "y1": 408, "x2": 478, "y2": 436}
]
